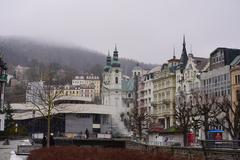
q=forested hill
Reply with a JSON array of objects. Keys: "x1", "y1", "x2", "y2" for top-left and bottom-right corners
[{"x1": 0, "y1": 36, "x2": 156, "y2": 76}]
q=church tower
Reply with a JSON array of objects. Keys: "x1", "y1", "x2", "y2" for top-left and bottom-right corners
[
  {"x1": 179, "y1": 35, "x2": 188, "y2": 71},
  {"x1": 102, "y1": 45, "x2": 122, "y2": 107},
  {"x1": 110, "y1": 45, "x2": 122, "y2": 90}
]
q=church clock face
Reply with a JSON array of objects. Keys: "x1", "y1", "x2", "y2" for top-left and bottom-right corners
[{"x1": 115, "y1": 69, "x2": 119, "y2": 73}]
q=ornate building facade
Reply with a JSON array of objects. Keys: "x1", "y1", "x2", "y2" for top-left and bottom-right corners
[
  {"x1": 101, "y1": 46, "x2": 134, "y2": 135},
  {"x1": 230, "y1": 56, "x2": 240, "y2": 107},
  {"x1": 72, "y1": 74, "x2": 100, "y2": 97},
  {"x1": 176, "y1": 41, "x2": 208, "y2": 99},
  {"x1": 152, "y1": 55, "x2": 179, "y2": 129}
]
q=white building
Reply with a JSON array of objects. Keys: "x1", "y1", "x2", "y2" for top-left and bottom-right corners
[
  {"x1": 176, "y1": 53, "x2": 208, "y2": 99},
  {"x1": 137, "y1": 66, "x2": 160, "y2": 115},
  {"x1": 26, "y1": 81, "x2": 44, "y2": 105},
  {"x1": 102, "y1": 46, "x2": 135, "y2": 135}
]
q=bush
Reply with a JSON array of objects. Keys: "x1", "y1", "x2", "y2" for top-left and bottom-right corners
[
  {"x1": 28, "y1": 146, "x2": 177, "y2": 160},
  {"x1": 5, "y1": 126, "x2": 27, "y2": 136}
]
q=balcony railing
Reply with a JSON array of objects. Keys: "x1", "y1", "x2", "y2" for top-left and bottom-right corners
[{"x1": 0, "y1": 74, "x2": 7, "y2": 82}]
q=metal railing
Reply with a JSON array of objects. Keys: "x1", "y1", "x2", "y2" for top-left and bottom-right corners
[{"x1": 201, "y1": 140, "x2": 240, "y2": 149}]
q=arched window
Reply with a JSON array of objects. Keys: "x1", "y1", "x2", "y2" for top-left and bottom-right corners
[{"x1": 115, "y1": 77, "x2": 118, "y2": 84}]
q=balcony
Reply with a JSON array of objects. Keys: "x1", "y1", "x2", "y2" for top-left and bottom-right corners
[
  {"x1": 0, "y1": 74, "x2": 7, "y2": 82},
  {"x1": 151, "y1": 101, "x2": 158, "y2": 107}
]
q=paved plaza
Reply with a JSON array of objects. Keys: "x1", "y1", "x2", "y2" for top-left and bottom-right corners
[{"x1": 0, "y1": 139, "x2": 28, "y2": 160}]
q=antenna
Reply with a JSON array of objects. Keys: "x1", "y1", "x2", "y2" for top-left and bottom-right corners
[{"x1": 173, "y1": 45, "x2": 176, "y2": 59}]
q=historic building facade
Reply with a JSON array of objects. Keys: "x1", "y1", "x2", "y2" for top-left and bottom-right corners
[
  {"x1": 72, "y1": 74, "x2": 100, "y2": 97},
  {"x1": 101, "y1": 46, "x2": 134, "y2": 135},
  {"x1": 176, "y1": 52, "x2": 208, "y2": 99},
  {"x1": 152, "y1": 55, "x2": 179, "y2": 129},
  {"x1": 230, "y1": 55, "x2": 240, "y2": 106},
  {"x1": 137, "y1": 67, "x2": 156, "y2": 114}
]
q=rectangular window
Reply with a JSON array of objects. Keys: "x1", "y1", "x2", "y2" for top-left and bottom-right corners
[{"x1": 93, "y1": 114, "x2": 101, "y2": 124}]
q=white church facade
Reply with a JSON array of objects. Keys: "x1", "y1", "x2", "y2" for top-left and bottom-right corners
[{"x1": 101, "y1": 46, "x2": 135, "y2": 135}]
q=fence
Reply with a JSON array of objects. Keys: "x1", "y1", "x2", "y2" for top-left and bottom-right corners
[{"x1": 201, "y1": 140, "x2": 240, "y2": 149}]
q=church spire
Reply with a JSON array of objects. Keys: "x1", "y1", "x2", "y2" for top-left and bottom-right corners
[
  {"x1": 113, "y1": 44, "x2": 119, "y2": 60},
  {"x1": 104, "y1": 50, "x2": 112, "y2": 72},
  {"x1": 179, "y1": 35, "x2": 188, "y2": 70},
  {"x1": 106, "y1": 50, "x2": 111, "y2": 66},
  {"x1": 183, "y1": 35, "x2": 186, "y2": 47},
  {"x1": 112, "y1": 44, "x2": 120, "y2": 67},
  {"x1": 114, "y1": 44, "x2": 118, "y2": 53}
]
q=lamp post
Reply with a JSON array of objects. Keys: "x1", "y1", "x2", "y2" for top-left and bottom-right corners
[{"x1": 15, "y1": 123, "x2": 18, "y2": 135}]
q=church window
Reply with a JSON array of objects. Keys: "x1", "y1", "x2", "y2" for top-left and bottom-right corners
[
  {"x1": 115, "y1": 69, "x2": 119, "y2": 73},
  {"x1": 115, "y1": 77, "x2": 118, "y2": 84}
]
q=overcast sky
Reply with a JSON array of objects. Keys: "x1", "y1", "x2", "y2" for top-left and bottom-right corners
[{"x1": 0, "y1": 0, "x2": 240, "y2": 64}]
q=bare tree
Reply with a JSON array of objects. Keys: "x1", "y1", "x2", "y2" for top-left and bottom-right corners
[
  {"x1": 26, "y1": 66, "x2": 63, "y2": 147},
  {"x1": 175, "y1": 94, "x2": 194, "y2": 146},
  {"x1": 126, "y1": 107, "x2": 151, "y2": 140},
  {"x1": 193, "y1": 94, "x2": 221, "y2": 140},
  {"x1": 216, "y1": 96, "x2": 240, "y2": 140}
]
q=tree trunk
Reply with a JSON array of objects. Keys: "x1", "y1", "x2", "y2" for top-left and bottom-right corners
[
  {"x1": 138, "y1": 122, "x2": 142, "y2": 140},
  {"x1": 183, "y1": 130, "x2": 188, "y2": 146},
  {"x1": 204, "y1": 115, "x2": 209, "y2": 140},
  {"x1": 47, "y1": 114, "x2": 51, "y2": 148}
]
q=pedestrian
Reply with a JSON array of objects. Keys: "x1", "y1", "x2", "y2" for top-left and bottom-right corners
[
  {"x1": 50, "y1": 133, "x2": 55, "y2": 146},
  {"x1": 85, "y1": 128, "x2": 89, "y2": 139},
  {"x1": 42, "y1": 135, "x2": 47, "y2": 148}
]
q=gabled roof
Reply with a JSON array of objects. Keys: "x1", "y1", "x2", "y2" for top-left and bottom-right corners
[{"x1": 149, "y1": 66, "x2": 161, "y2": 73}]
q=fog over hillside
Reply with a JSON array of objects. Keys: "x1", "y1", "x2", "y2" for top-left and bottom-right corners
[{"x1": 0, "y1": 36, "x2": 157, "y2": 76}]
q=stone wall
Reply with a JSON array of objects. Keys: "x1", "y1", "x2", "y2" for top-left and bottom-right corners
[{"x1": 126, "y1": 141, "x2": 240, "y2": 160}]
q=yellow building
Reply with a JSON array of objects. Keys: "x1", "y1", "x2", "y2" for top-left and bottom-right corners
[
  {"x1": 52, "y1": 84, "x2": 95, "y2": 101},
  {"x1": 152, "y1": 56, "x2": 179, "y2": 129},
  {"x1": 72, "y1": 74, "x2": 101, "y2": 97},
  {"x1": 231, "y1": 65, "x2": 240, "y2": 106}
]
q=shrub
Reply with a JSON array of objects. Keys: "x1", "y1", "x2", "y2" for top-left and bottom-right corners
[{"x1": 28, "y1": 146, "x2": 177, "y2": 160}]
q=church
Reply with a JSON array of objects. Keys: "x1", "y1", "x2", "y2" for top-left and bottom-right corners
[{"x1": 101, "y1": 46, "x2": 135, "y2": 135}]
